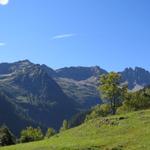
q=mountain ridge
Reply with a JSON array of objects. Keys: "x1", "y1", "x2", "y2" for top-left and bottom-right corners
[{"x1": 1, "y1": 60, "x2": 150, "y2": 135}]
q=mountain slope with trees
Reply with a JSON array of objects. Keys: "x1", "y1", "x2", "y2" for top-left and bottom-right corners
[
  {"x1": 1, "y1": 109, "x2": 150, "y2": 150},
  {"x1": 1, "y1": 60, "x2": 150, "y2": 136}
]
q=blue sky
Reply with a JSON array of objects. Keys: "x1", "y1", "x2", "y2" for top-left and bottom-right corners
[{"x1": 0, "y1": 0, "x2": 150, "y2": 71}]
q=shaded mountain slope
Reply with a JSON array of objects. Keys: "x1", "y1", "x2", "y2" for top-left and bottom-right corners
[
  {"x1": 0, "y1": 60, "x2": 78, "y2": 134},
  {"x1": 0, "y1": 91, "x2": 38, "y2": 136}
]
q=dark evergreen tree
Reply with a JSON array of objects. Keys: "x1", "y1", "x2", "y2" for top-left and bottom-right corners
[{"x1": 0, "y1": 125, "x2": 16, "y2": 146}]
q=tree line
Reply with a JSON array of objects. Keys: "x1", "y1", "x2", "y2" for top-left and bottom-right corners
[{"x1": 0, "y1": 119, "x2": 69, "y2": 146}]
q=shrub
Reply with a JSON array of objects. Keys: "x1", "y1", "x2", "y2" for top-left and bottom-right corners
[
  {"x1": 117, "y1": 88, "x2": 150, "y2": 113},
  {"x1": 60, "y1": 120, "x2": 69, "y2": 132},
  {"x1": 19, "y1": 126, "x2": 44, "y2": 143},
  {"x1": 86, "y1": 104, "x2": 111, "y2": 121},
  {"x1": 45, "y1": 128, "x2": 56, "y2": 138}
]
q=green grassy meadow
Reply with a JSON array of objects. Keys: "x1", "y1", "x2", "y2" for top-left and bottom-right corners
[{"x1": 1, "y1": 109, "x2": 150, "y2": 150}]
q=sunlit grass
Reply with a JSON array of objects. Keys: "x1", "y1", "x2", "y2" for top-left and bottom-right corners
[{"x1": 1, "y1": 109, "x2": 150, "y2": 150}]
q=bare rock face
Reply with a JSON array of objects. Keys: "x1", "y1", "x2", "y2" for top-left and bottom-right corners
[
  {"x1": 120, "y1": 67, "x2": 150, "y2": 90},
  {"x1": 43, "y1": 65, "x2": 108, "y2": 108}
]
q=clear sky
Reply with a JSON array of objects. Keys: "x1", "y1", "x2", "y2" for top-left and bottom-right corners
[{"x1": 0, "y1": 0, "x2": 150, "y2": 71}]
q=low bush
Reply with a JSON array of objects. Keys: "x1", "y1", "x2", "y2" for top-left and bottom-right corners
[{"x1": 19, "y1": 127, "x2": 44, "y2": 143}]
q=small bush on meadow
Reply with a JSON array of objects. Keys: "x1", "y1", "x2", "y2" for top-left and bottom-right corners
[
  {"x1": 45, "y1": 128, "x2": 56, "y2": 138},
  {"x1": 60, "y1": 120, "x2": 69, "y2": 132},
  {"x1": 19, "y1": 126, "x2": 44, "y2": 143},
  {"x1": 85, "y1": 104, "x2": 111, "y2": 121},
  {"x1": 117, "y1": 88, "x2": 150, "y2": 114}
]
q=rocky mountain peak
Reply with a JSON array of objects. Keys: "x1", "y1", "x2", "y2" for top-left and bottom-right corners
[{"x1": 121, "y1": 67, "x2": 150, "y2": 89}]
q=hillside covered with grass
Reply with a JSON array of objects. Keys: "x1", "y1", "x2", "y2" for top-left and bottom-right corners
[{"x1": 1, "y1": 109, "x2": 150, "y2": 150}]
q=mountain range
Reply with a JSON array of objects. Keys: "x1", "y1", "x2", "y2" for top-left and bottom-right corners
[{"x1": 0, "y1": 60, "x2": 150, "y2": 135}]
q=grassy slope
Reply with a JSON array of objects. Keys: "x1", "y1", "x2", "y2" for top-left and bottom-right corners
[{"x1": 1, "y1": 109, "x2": 150, "y2": 150}]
